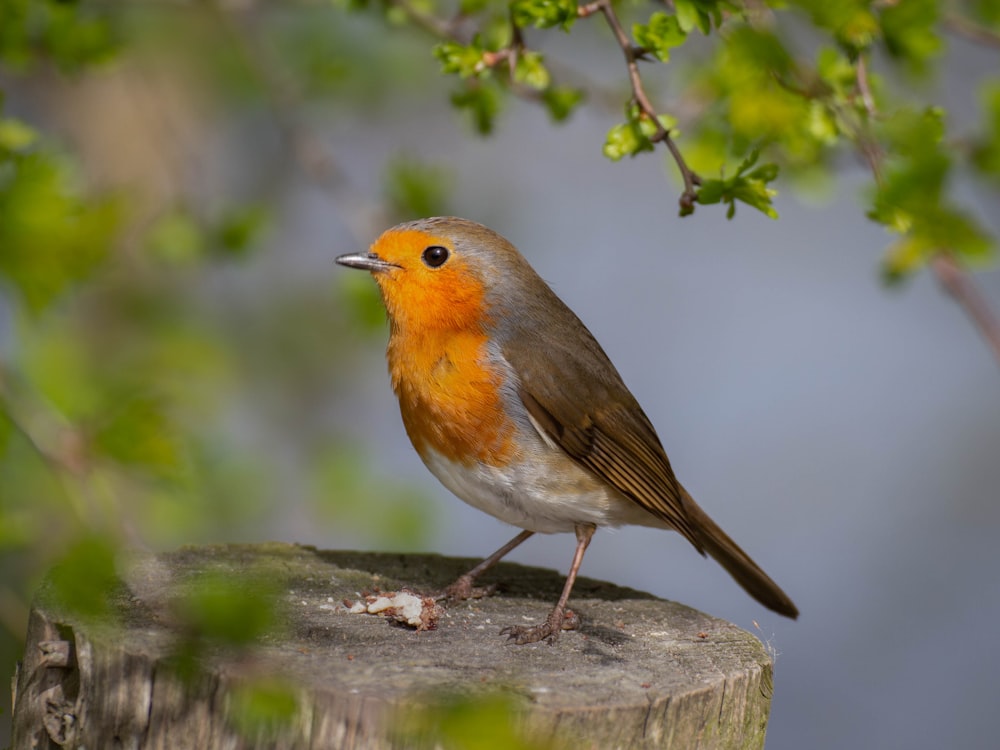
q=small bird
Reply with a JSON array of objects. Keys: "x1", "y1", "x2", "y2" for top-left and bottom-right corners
[{"x1": 337, "y1": 217, "x2": 798, "y2": 644}]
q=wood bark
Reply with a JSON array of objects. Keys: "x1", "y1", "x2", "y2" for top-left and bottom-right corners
[{"x1": 12, "y1": 543, "x2": 776, "y2": 749}]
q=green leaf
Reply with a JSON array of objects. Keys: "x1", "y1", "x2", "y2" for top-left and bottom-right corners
[
  {"x1": 710, "y1": 27, "x2": 810, "y2": 145},
  {"x1": 881, "y1": 235, "x2": 928, "y2": 284},
  {"x1": 971, "y1": 79, "x2": 1000, "y2": 184},
  {"x1": 92, "y1": 395, "x2": 184, "y2": 479},
  {"x1": 434, "y1": 40, "x2": 486, "y2": 79},
  {"x1": 396, "y1": 693, "x2": 553, "y2": 750},
  {"x1": 879, "y1": 0, "x2": 941, "y2": 75},
  {"x1": 634, "y1": 13, "x2": 687, "y2": 62},
  {"x1": 737, "y1": 27, "x2": 795, "y2": 75},
  {"x1": 229, "y1": 680, "x2": 300, "y2": 742},
  {"x1": 868, "y1": 107, "x2": 995, "y2": 278},
  {"x1": 696, "y1": 149, "x2": 780, "y2": 219},
  {"x1": 0, "y1": 117, "x2": 38, "y2": 152},
  {"x1": 147, "y1": 209, "x2": 206, "y2": 264},
  {"x1": 216, "y1": 205, "x2": 269, "y2": 256},
  {"x1": 176, "y1": 569, "x2": 280, "y2": 646},
  {"x1": 815, "y1": 46, "x2": 857, "y2": 95},
  {"x1": 969, "y1": 0, "x2": 1000, "y2": 26},
  {"x1": 868, "y1": 108, "x2": 948, "y2": 231},
  {"x1": 0, "y1": 0, "x2": 119, "y2": 70},
  {"x1": 383, "y1": 155, "x2": 452, "y2": 221},
  {"x1": 603, "y1": 121, "x2": 654, "y2": 161},
  {"x1": 450, "y1": 82, "x2": 502, "y2": 135},
  {"x1": 511, "y1": 0, "x2": 578, "y2": 31},
  {"x1": 541, "y1": 86, "x2": 584, "y2": 123},
  {"x1": 48, "y1": 535, "x2": 120, "y2": 619},
  {"x1": 460, "y1": 0, "x2": 491, "y2": 14},
  {"x1": 513, "y1": 51, "x2": 550, "y2": 90},
  {"x1": 880, "y1": 211, "x2": 993, "y2": 284},
  {"x1": 638, "y1": 112, "x2": 678, "y2": 140},
  {"x1": 603, "y1": 106, "x2": 677, "y2": 161},
  {"x1": 785, "y1": 0, "x2": 880, "y2": 52},
  {"x1": 674, "y1": 0, "x2": 735, "y2": 35},
  {"x1": 0, "y1": 152, "x2": 119, "y2": 314}
]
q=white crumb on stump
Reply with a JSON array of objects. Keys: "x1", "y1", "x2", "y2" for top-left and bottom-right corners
[{"x1": 345, "y1": 590, "x2": 442, "y2": 631}]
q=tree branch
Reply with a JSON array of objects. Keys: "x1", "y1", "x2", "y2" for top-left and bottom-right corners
[
  {"x1": 850, "y1": 56, "x2": 1000, "y2": 367},
  {"x1": 581, "y1": 0, "x2": 701, "y2": 214},
  {"x1": 855, "y1": 54, "x2": 877, "y2": 118},
  {"x1": 930, "y1": 254, "x2": 1000, "y2": 364},
  {"x1": 943, "y1": 12, "x2": 1000, "y2": 49}
]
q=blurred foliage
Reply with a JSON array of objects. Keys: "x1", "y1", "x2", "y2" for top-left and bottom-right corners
[
  {"x1": 0, "y1": 0, "x2": 441, "y2": 737},
  {"x1": 383, "y1": 154, "x2": 452, "y2": 222},
  {"x1": 227, "y1": 678, "x2": 301, "y2": 743},
  {"x1": 409, "y1": 0, "x2": 999, "y2": 267},
  {"x1": 395, "y1": 692, "x2": 568, "y2": 750},
  {"x1": 0, "y1": 0, "x2": 120, "y2": 70},
  {"x1": 164, "y1": 566, "x2": 286, "y2": 689},
  {"x1": 0, "y1": 0, "x2": 999, "y2": 741},
  {"x1": 312, "y1": 444, "x2": 435, "y2": 549}
]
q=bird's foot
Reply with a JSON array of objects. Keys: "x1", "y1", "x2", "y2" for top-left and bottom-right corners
[
  {"x1": 500, "y1": 609, "x2": 580, "y2": 645},
  {"x1": 434, "y1": 574, "x2": 497, "y2": 603}
]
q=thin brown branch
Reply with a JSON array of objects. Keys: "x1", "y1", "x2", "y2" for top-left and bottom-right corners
[
  {"x1": 583, "y1": 0, "x2": 701, "y2": 213},
  {"x1": 930, "y1": 254, "x2": 1000, "y2": 365},
  {"x1": 388, "y1": 0, "x2": 613, "y2": 107},
  {"x1": 944, "y1": 12, "x2": 1000, "y2": 48},
  {"x1": 392, "y1": 0, "x2": 463, "y2": 40},
  {"x1": 855, "y1": 54, "x2": 877, "y2": 118},
  {"x1": 0, "y1": 367, "x2": 84, "y2": 478},
  {"x1": 850, "y1": 57, "x2": 1000, "y2": 366}
]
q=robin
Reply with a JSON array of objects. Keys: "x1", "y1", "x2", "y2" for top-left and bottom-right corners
[{"x1": 336, "y1": 217, "x2": 798, "y2": 644}]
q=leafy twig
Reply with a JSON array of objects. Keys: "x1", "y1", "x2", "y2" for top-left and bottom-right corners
[
  {"x1": 851, "y1": 56, "x2": 1000, "y2": 366},
  {"x1": 580, "y1": 0, "x2": 701, "y2": 213}
]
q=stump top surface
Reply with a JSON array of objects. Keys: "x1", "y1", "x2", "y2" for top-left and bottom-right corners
[{"x1": 98, "y1": 542, "x2": 772, "y2": 710}]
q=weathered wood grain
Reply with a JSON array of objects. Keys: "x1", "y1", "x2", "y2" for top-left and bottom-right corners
[{"x1": 12, "y1": 542, "x2": 775, "y2": 749}]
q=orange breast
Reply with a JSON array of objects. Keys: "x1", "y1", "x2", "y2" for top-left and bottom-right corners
[{"x1": 388, "y1": 328, "x2": 516, "y2": 468}]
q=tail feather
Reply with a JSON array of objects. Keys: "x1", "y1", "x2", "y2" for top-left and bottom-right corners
[{"x1": 681, "y1": 485, "x2": 799, "y2": 619}]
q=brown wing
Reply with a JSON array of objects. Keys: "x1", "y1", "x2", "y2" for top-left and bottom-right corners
[{"x1": 515, "y1": 370, "x2": 703, "y2": 553}]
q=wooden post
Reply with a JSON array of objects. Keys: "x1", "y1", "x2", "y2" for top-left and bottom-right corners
[{"x1": 12, "y1": 543, "x2": 775, "y2": 749}]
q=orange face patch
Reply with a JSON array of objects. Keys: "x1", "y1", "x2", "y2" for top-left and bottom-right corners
[{"x1": 368, "y1": 229, "x2": 489, "y2": 336}]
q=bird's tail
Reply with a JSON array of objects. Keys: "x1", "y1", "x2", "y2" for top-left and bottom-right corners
[{"x1": 681, "y1": 485, "x2": 799, "y2": 619}]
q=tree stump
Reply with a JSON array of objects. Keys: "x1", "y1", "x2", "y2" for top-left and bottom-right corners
[{"x1": 12, "y1": 542, "x2": 775, "y2": 749}]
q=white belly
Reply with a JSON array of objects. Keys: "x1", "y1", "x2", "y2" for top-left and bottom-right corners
[{"x1": 421, "y1": 445, "x2": 666, "y2": 534}]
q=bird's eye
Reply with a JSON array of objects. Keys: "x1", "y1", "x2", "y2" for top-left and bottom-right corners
[{"x1": 421, "y1": 245, "x2": 449, "y2": 268}]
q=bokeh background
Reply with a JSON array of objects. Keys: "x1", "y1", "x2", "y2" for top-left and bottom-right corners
[{"x1": 2, "y1": 2, "x2": 999, "y2": 748}]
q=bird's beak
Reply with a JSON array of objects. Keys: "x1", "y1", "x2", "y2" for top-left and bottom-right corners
[{"x1": 335, "y1": 252, "x2": 398, "y2": 273}]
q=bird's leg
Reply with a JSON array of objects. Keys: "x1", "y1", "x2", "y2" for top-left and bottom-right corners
[
  {"x1": 501, "y1": 523, "x2": 596, "y2": 645},
  {"x1": 437, "y1": 529, "x2": 535, "y2": 602}
]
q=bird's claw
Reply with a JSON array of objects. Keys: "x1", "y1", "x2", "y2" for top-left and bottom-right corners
[
  {"x1": 500, "y1": 622, "x2": 558, "y2": 645},
  {"x1": 434, "y1": 575, "x2": 497, "y2": 603},
  {"x1": 500, "y1": 609, "x2": 579, "y2": 645}
]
